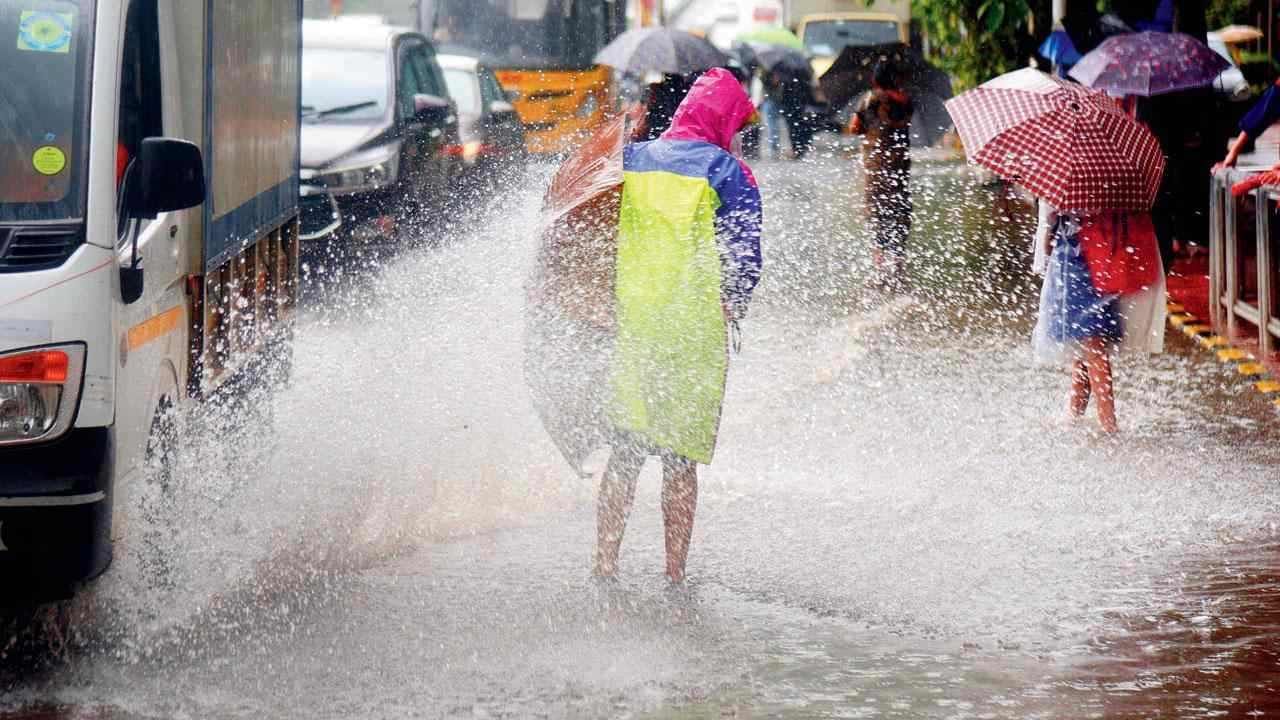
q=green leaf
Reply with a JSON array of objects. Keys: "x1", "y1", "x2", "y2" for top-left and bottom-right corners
[{"x1": 984, "y1": 0, "x2": 1006, "y2": 33}]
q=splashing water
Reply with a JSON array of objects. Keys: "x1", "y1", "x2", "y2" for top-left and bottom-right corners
[{"x1": 1, "y1": 149, "x2": 1278, "y2": 719}]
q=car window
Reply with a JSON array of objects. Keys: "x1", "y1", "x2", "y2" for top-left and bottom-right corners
[
  {"x1": 443, "y1": 68, "x2": 481, "y2": 114},
  {"x1": 480, "y1": 70, "x2": 507, "y2": 105},
  {"x1": 397, "y1": 42, "x2": 427, "y2": 119},
  {"x1": 304, "y1": 48, "x2": 390, "y2": 122},
  {"x1": 409, "y1": 43, "x2": 446, "y2": 98}
]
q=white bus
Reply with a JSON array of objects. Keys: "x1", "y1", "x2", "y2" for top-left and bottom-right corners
[{"x1": 0, "y1": 0, "x2": 302, "y2": 602}]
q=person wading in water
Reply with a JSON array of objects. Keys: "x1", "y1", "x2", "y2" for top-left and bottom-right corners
[
  {"x1": 596, "y1": 68, "x2": 763, "y2": 585},
  {"x1": 848, "y1": 60, "x2": 914, "y2": 290}
]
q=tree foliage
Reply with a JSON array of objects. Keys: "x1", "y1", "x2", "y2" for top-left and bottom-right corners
[
  {"x1": 913, "y1": 0, "x2": 1051, "y2": 90},
  {"x1": 1205, "y1": 0, "x2": 1253, "y2": 29}
]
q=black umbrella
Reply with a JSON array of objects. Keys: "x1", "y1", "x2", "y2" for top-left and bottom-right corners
[
  {"x1": 819, "y1": 43, "x2": 954, "y2": 147},
  {"x1": 594, "y1": 28, "x2": 730, "y2": 76},
  {"x1": 753, "y1": 46, "x2": 812, "y2": 75},
  {"x1": 1062, "y1": 8, "x2": 1134, "y2": 56},
  {"x1": 729, "y1": 41, "x2": 760, "y2": 72}
]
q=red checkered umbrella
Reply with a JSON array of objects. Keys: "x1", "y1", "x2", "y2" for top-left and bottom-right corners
[{"x1": 944, "y1": 68, "x2": 1165, "y2": 213}]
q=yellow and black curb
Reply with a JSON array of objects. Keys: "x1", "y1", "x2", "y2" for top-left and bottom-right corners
[{"x1": 1167, "y1": 301, "x2": 1280, "y2": 410}]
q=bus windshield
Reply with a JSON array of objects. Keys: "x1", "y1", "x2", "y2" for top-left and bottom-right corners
[
  {"x1": 803, "y1": 19, "x2": 901, "y2": 56},
  {"x1": 0, "y1": 0, "x2": 91, "y2": 222},
  {"x1": 430, "y1": 0, "x2": 621, "y2": 70}
]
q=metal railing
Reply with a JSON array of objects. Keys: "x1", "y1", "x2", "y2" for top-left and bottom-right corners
[{"x1": 1209, "y1": 170, "x2": 1280, "y2": 355}]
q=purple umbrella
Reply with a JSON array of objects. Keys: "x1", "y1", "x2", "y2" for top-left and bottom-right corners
[{"x1": 1069, "y1": 31, "x2": 1229, "y2": 97}]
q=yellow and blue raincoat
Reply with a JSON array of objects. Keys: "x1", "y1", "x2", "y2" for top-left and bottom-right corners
[{"x1": 611, "y1": 68, "x2": 763, "y2": 464}]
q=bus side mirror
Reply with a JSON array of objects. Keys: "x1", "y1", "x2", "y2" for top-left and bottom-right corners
[
  {"x1": 128, "y1": 137, "x2": 205, "y2": 219},
  {"x1": 119, "y1": 137, "x2": 204, "y2": 305},
  {"x1": 120, "y1": 265, "x2": 145, "y2": 304}
]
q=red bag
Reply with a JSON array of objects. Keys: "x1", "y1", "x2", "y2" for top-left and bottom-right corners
[{"x1": 1078, "y1": 212, "x2": 1161, "y2": 295}]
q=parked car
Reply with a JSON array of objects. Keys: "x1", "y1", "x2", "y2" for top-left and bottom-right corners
[
  {"x1": 300, "y1": 18, "x2": 460, "y2": 243},
  {"x1": 437, "y1": 53, "x2": 528, "y2": 191}
]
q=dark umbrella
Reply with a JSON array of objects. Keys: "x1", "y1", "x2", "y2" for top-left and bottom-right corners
[
  {"x1": 1069, "y1": 31, "x2": 1230, "y2": 97},
  {"x1": 753, "y1": 46, "x2": 811, "y2": 75},
  {"x1": 594, "y1": 28, "x2": 729, "y2": 76},
  {"x1": 819, "y1": 43, "x2": 954, "y2": 147},
  {"x1": 728, "y1": 42, "x2": 759, "y2": 74},
  {"x1": 1062, "y1": 10, "x2": 1134, "y2": 56}
]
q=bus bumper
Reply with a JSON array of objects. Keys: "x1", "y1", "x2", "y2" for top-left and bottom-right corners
[{"x1": 0, "y1": 427, "x2": 114, "y2": 603}]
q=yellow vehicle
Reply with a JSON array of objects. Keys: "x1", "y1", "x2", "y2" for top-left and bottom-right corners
[
  {"x1": 426, "y1": 0, "x2": 628, "y2": 154},
  {"x1": 796, "y1": 11, "x2": 910, "y2": 76}
]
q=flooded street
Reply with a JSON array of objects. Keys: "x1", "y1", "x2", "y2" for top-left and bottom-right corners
[{"x1": 3, "y1": 151, "x2": 1279, "y2": 719}]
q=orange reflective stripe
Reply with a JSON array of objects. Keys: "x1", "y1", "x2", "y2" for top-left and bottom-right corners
[{"x1": 127, "y1": 306, "x2": 183, "y2": 351}]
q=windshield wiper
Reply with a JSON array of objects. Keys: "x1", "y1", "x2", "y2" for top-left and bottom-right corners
[{"x1": 303, "y1": 101, "x2": 379, "y2": 118}]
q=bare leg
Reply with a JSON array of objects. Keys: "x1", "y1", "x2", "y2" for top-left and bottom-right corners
[
  {"x1": 594, "y1": 442, "x2": 645, "y2": 578},
  {"x1": 1069, "y1": 357, "x2": 1091, "y2": 417},
  {"x1": 660, "y1": 455, "x2": 698, "y2": 584},
  {"x1": 1082, "y1": 337, "x2": 1118, "y2": 433}
]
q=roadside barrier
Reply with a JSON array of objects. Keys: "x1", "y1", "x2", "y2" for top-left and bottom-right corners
[{"x1": 1208, "y1": 170, "x2": 1280, "y2": 356}]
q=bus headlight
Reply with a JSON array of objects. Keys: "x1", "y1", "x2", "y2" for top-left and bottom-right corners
[{"x1": 0, "y1": 345, "x2": 85, "y2": 446}]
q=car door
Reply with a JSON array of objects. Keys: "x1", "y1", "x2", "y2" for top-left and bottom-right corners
[
  {"x1": 393, "y1": 37, "x2": 431, "y2": 207},
  {"x1": 397, "y1": 38, "x2": 455, "y2": 205},
  {"x1": 411, "y1": 41, "x2": 460, "y2": 186},
  {"x1": 478, "y1": 68, "x2": 525, "y2": 155}
]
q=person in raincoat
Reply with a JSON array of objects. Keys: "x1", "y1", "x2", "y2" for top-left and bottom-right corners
[
  {"x1": 596, "y1": 68, "x2": 762, "y2": 585},
  {"x1": 848, "y1": 61, "x2": 914, "y2": 289}
]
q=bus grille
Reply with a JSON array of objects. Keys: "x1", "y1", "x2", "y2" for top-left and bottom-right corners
[{"x1": 0, "y1": 225, "x2": 84, "y2": 273}]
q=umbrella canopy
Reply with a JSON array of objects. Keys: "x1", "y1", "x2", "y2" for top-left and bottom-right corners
[
  {"x1": 524, "y1": 111, "x2": 637, "y2": 475},
  {"x1": 594, "y1": 27, "x2": 729, "y2": 76},
  {"x1": 1069, "y1": 31, "x2": 1230, "y2": 97},
  {"x1": 945, "y1": 68, "x2": 1165, "y2": 213},
  {"x1": 734, "y1": 25, "x2": 804, "y2": 50},
  {"x1": 1217, "y1": 24, "x2": 1263, "y2": 43},
  {"x1": 754, "y1": 46, "x2": 811, "y2": 75},
  {"x1": 1038, "y1": 28, "x2": 1082, "y2": 67},
  {"x1": 819, "y1": 43, "x2": 953, "y2": 147}
]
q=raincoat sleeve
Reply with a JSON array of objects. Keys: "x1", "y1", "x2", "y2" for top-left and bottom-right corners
[
  {"x1": 710, "y1": 154, "x2": 763, "y2": 319},
  {"x1": 1240, "y1": 83, "x2": 1280, "y2": 140}
]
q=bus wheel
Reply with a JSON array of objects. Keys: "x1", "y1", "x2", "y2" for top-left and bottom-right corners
[{"x1": 140, "y1": 396, "x2": 178, "y2": 589}]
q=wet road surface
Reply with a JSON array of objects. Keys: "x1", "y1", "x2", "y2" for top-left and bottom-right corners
[{"x1": 3, "y1": 150, "x2": 1279, "y2": 718}]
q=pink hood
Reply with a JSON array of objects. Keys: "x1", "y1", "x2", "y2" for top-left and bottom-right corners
[{"x1": 661, "y1": 68, "x2": 756, "y2": 152}]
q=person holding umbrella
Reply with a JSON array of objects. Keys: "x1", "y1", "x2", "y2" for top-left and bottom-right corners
[
  {"x1": 947, "y1": 69, "x2": 1167, "y2": 433},
  {"x1": 758, "y1": 47, "x2": 820, "y2": 159},
  {"x1": 1069, "y1": 31, "x2": 1229, "y2": 270},
  {"x1": 848, "y1": 60, "x2": 914, "y2": 288}
]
